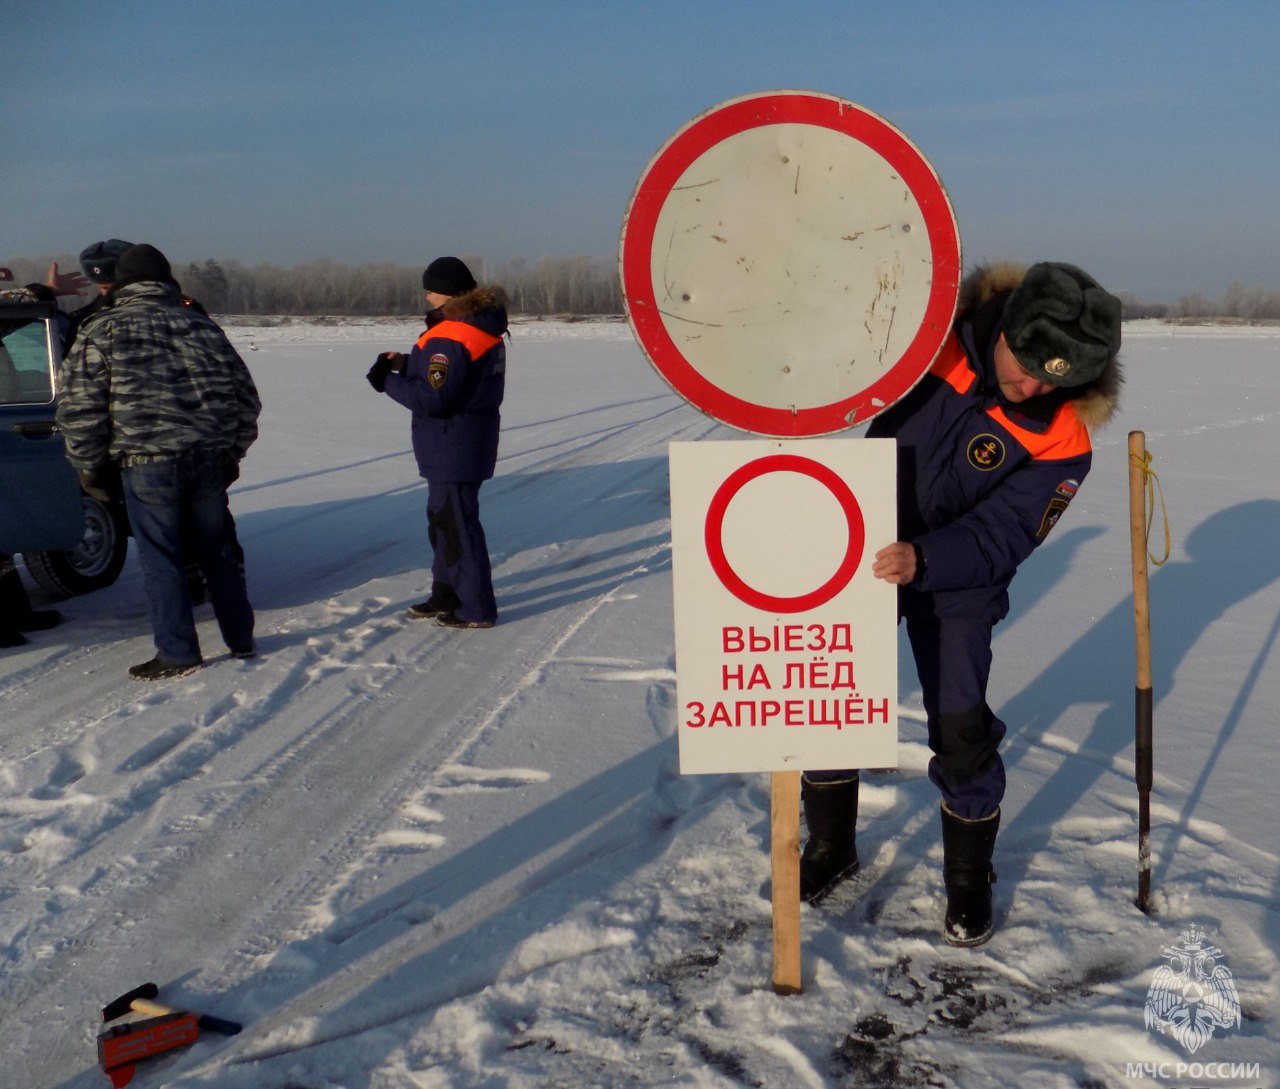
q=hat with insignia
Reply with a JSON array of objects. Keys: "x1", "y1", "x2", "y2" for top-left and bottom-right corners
[
  {"x1": 78, "y1": 239, "x2": 134, "y2": 284},
  {"x1": 1002, "y1": 262, "x2": 1121, "y2": 387}
]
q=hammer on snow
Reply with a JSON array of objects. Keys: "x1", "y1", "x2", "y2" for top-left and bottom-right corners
[{"x1": 98, "y1": 983, "x2": 240, "y2": 1087}]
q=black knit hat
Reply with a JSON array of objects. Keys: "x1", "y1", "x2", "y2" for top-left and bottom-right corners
[
  {"x1": 422, "y1": 256, "x2": 476, "y2": 296},
  {"x1": 79, "y1": 239, "x2": 134, "y2": 284},
  {"x1": 1002, "y1": 262, "x2": 1121, "y2": 387},
  {"x1": 112, "y1": 244, "x2": 175, "y2": 287}
]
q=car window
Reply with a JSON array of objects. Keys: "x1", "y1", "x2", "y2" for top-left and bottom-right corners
[{"x1": 0, "y1": 320, "x2": 55, "y2": 405}]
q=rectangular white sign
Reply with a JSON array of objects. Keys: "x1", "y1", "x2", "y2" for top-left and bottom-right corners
[{"x1": 670, "y1": 438, "x2": 898, "y2": 775}]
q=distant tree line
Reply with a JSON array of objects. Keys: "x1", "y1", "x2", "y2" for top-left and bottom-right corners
[
  {"x1": 8, "y1": 252, "x2": 1280, "y2": 321},
  {"x1": 1117, "y1": 282, "x2": 1280, "y2": 321},
  {"x1": 177, "y1": 255, "x2": 624, "y2": 317},
  {"x1": 3, "y1": 254, "x2": 623, "y2": 317},
  {"x1": 1169, "y1": 281, "x2": 1280, "y2": 321}
]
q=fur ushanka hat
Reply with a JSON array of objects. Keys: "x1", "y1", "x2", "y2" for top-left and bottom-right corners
[
  {"x1": 1002, "y1": 261, "x2": 1121, "y2": 388},
  {"x1": 78, "y1": 239, "x2": 134, "y2": 284}
]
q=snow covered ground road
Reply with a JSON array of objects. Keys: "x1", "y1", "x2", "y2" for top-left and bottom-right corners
[{"x1": 2, "y1": 319, "x2": 1278, "y2": 1088}]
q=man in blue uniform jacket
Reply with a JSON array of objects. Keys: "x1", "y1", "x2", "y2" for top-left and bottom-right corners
[
  {"x1": 368, "y1": 257, "x2": 508, "y2": 628},
  {"x1": 801, "y1": 261, "x2": 1122, "y2": 948}
]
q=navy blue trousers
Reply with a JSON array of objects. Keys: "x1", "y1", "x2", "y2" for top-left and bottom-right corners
[
  {"x1": 426, "y1": 481, "x2": 496, "y2": 624},
  {"x1": 807, "y1": 607, "x2": 1006, "y2": 820},
  {"x1": 905, "y1": 609, "x2": 1006, "y2": 819}
]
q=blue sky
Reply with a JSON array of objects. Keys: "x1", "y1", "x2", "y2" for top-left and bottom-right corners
[{"x1": 3, "y1": 1, "x2": 1276, "y2": 301}]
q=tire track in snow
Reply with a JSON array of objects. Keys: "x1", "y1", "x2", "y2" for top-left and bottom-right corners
[
  {"x1": 153, "y1": 460, "x2": 689, "y2": 1074},
  {"x1": 211, "y1": 528, "x2": 673, "y2": 997},
  {"x1": 0, "y1": 386, "x2": 694, "y2": 1085},
  {"x1": 0, "y1": 596, "x2": 479, "y2": 1031}
]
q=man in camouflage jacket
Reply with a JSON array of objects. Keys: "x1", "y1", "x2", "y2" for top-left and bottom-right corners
[{"x1": 57, "y1": 244, "x2": 260, "y2": 679}]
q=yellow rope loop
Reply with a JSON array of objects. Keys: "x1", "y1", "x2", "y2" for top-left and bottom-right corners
[{"x1": 1130, "y1": 449, "x2": 1171, "y2": 566}]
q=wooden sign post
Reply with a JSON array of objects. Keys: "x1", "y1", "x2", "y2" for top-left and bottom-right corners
[{"x1": 771, "y1": 770, "x2": 802, "y2": 994}]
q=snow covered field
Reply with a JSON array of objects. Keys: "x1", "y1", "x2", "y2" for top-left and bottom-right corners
[{"x1": 2, "y1": 317, "x2": 1278, "y2": 1088}]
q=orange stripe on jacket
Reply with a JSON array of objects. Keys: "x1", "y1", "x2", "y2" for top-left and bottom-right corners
[
  {"x1": 986, "y1": 402, "x2": 1091, "y2": 460},
  {"x1": 416, "y1": 320, "x2": 502, "y2": 360},
  {"x1": 929, "y1": 330, "x2": 1091, "y2": 460},
  {"x1": 930, "y1": 334, "x2": 975, "y2": 395}
]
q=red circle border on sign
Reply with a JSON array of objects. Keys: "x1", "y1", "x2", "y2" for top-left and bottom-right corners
[
  {"x1": 703, "y1": 454, "x2": 866, "y2": 613},
  {"x1": 621, "y1": 91, "x2": 960, "y2": 437}
]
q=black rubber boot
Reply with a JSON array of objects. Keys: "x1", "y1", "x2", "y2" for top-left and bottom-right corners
[
  {"x1": 800, "y1": 775, "x2": 860, "y2": 903},
  {"x1": 941, "y1": 805, "x2": 1000, "y2": 947}
]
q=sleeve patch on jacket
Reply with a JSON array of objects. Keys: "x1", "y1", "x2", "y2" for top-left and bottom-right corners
[
  {"x1": 427, "y1": 353, "x2": 450, "y2": 389},
  {"x1": 966, "y1": 433, "x2": 1006, "y2": 471},
  {"x1": 1038, "y1": 496, "x2": 1070, "y2": 538}
]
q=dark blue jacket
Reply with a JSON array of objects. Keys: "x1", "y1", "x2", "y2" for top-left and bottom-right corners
[
  {"x1": 384, "y1": 286, "x2": 508, "y2": 483},
  {"x1": 867, "y1": 274, "x2": 1117, "y2": 622}
]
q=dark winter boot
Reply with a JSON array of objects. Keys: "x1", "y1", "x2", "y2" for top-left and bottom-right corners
[
  {"x1": 407, "y1": 583, "x2": 461, "y2": 621},
  {"x1": 128, "y1": 657, "x2": 203, "y2": 681},
  {"x1": 940, "y1": 805, "x2": 1000, "y2": 947},
  {"x1": 800, "y1": 775, "x2": 860, "y2": 903}
]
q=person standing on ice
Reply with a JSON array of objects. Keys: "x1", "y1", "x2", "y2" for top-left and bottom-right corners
[
  {"x1": 70, "y1": 239, "x2": 247, "y2": 606},
  {"x1": 57, "y1": 244, "x2": 260, "y2": 680},
  {"x1": 801, "y1": 261, "x2": 1122, "y2": 947},
  {"x1": 367, "y1": 257, "x2": 508, "y2": 629}
]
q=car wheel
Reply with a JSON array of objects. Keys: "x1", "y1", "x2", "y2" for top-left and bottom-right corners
[{"x1": 23, "y1": 494, "x2": 129, "y2": 596}]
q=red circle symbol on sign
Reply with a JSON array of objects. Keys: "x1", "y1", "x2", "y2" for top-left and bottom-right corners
[
  {"x1": 620, "y1": 91, "x2": 960, "y2": 437},
  {"x1": 704, "y1": 454, "x2": 865, "y2": 613}
]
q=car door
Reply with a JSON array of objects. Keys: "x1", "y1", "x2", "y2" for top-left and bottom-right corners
[{"x1": 0, "y1": 301, "x2": 85, "y2": 554}]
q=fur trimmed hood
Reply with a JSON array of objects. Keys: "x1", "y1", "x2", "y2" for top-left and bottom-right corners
[
  {"x1": 960, "y1": 262, "x2": 1121, "y2": 430},
  {"x1": 442, "y1": 284, "x2": 509, "y2": 323}
]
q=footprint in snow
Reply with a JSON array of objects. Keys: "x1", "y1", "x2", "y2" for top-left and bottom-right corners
[{"x1": 30, "y1": 749, "x2": 90, "y2": 799}]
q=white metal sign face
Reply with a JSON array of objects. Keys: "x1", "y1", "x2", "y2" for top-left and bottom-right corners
[
  {"x1": 670, "y1": 438, "x2": 899, "y2": 774},
  {"x1": 622, "y1": 91, "x2": 961, "y2": 437}
]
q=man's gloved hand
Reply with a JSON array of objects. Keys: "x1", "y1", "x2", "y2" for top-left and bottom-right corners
[
  {"x1": 78, "y1": 465, "x2": 121, "y2": 503},
  {"x1": 366, "y1": 352, "x2": 400, "y2": 393},
  {"x1": 223, "y1": 453, "x2": 241, "y2": 485}
]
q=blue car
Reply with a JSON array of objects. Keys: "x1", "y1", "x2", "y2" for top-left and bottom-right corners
[{"x1": 0, "y1": 284, "x2": 129, "y2": 595}]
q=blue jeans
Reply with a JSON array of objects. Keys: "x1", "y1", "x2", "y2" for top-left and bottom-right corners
[{"x1": 122, "y1": 450, "x2": 254, "y2": 664}]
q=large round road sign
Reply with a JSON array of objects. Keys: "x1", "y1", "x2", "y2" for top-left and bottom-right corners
[{"x1": 620, "y1": 90, "x2": 961, "y2": 437}]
